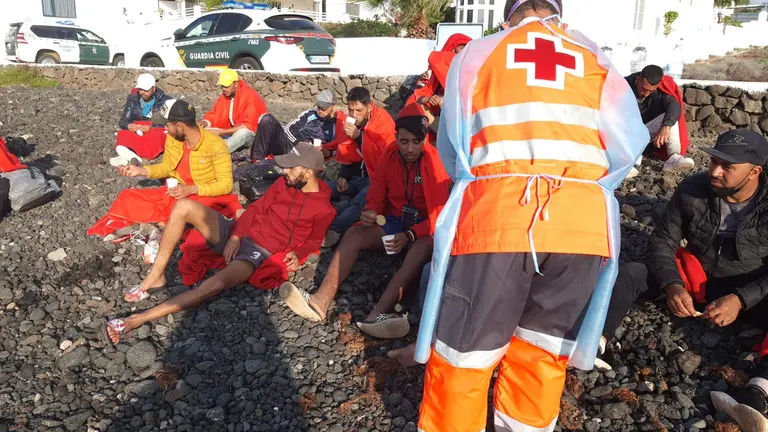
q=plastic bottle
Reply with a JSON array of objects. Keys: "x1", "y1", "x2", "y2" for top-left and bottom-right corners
[
  {"x1": 629, "y1": 45, "x2": 647, "y2": 74},
  {"x1": 664, "y1": 42, "x2": 684, "y2": 80}
]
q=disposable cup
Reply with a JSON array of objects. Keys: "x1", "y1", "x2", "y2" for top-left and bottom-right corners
[
  {"x1": 313, "y1": 138, "x2": 322, "y2": 147},
  {"x1": 345, "y1": 116, "x2": 356, "y2": 125},
  {"x1": 166, "y1": 178, "x2": 179, "y2": 189},
  {"x1": 136, "y1": 129, "x2": 144, "y2": 136},
  {"x1": 382, "y1": 235, "x2": 397, "y2": 255}
]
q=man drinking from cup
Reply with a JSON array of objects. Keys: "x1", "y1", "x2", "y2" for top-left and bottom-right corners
[{"x1": 280, "y1": 104, "x2": 450, "y2": 340}]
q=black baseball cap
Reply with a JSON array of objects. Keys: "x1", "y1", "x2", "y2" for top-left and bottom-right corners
[
  {"x1": 274, "y1": 143, "x2": 325, "y2": 171},
  {"x1": 700, "y1": 129, "x2": 768, "y2": 166},
  {"x1": 152, "y1": 99, "x2": 196, "y2": 125}
]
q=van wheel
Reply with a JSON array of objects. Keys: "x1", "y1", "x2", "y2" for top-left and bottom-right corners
[
  {"x1": 233, "y1": 56, "x2": 262, "y2": 71},
  {"x1": 113, "y1": 54, "x2": 125, "y2": 67},
  {"x1": 141, "y1": 56, "x2": 164, "y2": 68},
  {"x1": 37, "y1": 53, "x2": 60, "y2": 65}
]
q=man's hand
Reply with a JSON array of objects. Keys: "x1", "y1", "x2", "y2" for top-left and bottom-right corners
[
  {"x1": 336, "y1": 177, "x2": 349, "y2": 193},
  {"x1": 283, "y1": 251, "x2": 300, "y2": 272},
  {"x1": 128, "y1": 123, "x2": 140, "y2": 133},
  {"x1": 118, "y1": 164, "x2": 148, "y2": 177},
  {"x1": 360, "y1": 209, "x2": 378, "y2": 227},
  {"x1": 666, "y1": 284, "x2": 697, "y2": 318},
  {"x1": 208, "y1": 128, "x2": 224, "y2": 136},
  {"x1": 139, "y1": 124, "x2": 151, "y2": 133},
  {"x1": 428, "y1": 95, "x2": 444, "y2": 107},
  {"x1": 385, "y1": 233, "x2": 410, "y2": 254},
  {"x1": 167, "y1": 185, "x2": 198, "y2": 199},
  {"x1": 653, "y1": 126, "x2": 672, "y2": 149},
  {"x1": 321, "y1": 148, "x2": 331, "y2": 158},
  {"x1": 343, "y1": 123, "x2": 360, "y2": 139},
  {"x1": 223, "y1": 236, "x2": 241, "y2": 264},
  {"x1": 703, "y1": 294, "x2": 742, "y2": 327},
  {"x1": 199, "y1": 120, "x2": 212, "y2": 129}
]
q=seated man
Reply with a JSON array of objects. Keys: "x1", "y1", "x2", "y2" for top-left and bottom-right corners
[
  {"x1": 604, "y1": 130, "x2": 768, "y2": 424},
  {"x1": 201, "y1": 69, "x2": 268, "y2": 154},
  {"x1": 321, "y1": 87, "x2": 395, "y2": 247},
  {"x1": 105, "y1": 143, "x2": 335, "y2": 343},
  {"x1": 112, "y1": 73, "x2": 172, "y2": 165},
  {"x1": 88, "y1": 100, "x2": 236, "y2": 238},
  {"x1": 279, "y1": 105, "x2": 450, "y2": 328},
  {"x1": 626, "y1": 65, "x2": 694, "y2": 177},
  {"x1": 247, "y1": 89, "x2": 342, "y2": 162}
]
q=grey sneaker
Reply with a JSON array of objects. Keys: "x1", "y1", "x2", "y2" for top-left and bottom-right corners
[
  {"x1": 322, "y1": 230, "x2": 341, "y2": 248},
  {"x1": 356, "y1": 314, "x2": 410, "y2": 339}
]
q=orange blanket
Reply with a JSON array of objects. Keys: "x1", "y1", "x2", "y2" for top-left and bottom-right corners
[
  {"x1": 675, "y1": 247, "x2": 706, "y2": 304},
  {"x1": 657, "y1": 76, "x2": 690, "y2": 161},
  {"x1": 87, "y1": 187, "x2": 241, "y2": 236},
  {"x1": 0, "y1": 137, "x2": 25, "y2": 173},
  {"x1": 116, "y1": 121, "x2": 167, "y2": 160}
]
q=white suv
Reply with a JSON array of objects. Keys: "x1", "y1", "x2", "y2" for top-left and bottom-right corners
[{"x1": 5, "y1": 22, "x2": 125, "y2": 66}]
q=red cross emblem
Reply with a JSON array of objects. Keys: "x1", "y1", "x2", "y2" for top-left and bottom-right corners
[{"x1": 506, "y1": 33, "x2": 585, "y2": 90}]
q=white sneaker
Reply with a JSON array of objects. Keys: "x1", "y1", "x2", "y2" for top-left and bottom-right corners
[
  {"x1": 663, "y1": 154, "x2": 695, "y2": 173},
  {"x1": 109, "y1": 156, "x2": 128, "y2": 167},
  {"x1": 115, "y1": 145, "x2": 141, "y2": 163},
  {"x1": 625, "y1": 167, "x2": 640, "y2": 179}
]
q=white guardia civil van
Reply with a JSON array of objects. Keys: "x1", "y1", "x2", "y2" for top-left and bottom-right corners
[{"x1": 5, "y1": 21, "x2": 125, "y2": 66}]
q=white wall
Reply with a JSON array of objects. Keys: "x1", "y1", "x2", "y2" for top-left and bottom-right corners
[{"x1": 333, "y1": 37, "x2": 434, "y2": 75}]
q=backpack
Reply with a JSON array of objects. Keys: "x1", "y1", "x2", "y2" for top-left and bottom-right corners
[
  {"x1": 235, "y1": 160, "x2": 281, "y2": 203},
  {"x1": 5, "y1": 136, "x2": 33, "y2": 158},
  {"x1": 2, "y1": 166, "x2": 60, "y2": 212},
  {"x1": 0, "y1": 177, "x2": 9, "y2": 218}
]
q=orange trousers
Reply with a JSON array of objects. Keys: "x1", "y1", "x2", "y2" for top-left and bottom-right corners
[{"x1": 418, "y1": 252, "x2": 601, "y2": 432}]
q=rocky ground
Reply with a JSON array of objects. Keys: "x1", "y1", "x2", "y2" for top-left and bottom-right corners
[{"x1": 0, "y1": 86, "x2": 762, "y2": 432}]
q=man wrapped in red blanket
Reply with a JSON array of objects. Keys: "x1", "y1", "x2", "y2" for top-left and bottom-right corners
[
  {"x1": 105, "y1": 143, "x2": 335, "y2": 345},
  {"x1": 88, "y1": 99, "x2": 236, "y2": 238},
  {"x1": 112, "y1": 73, "x2": 173, "y2": 165}
]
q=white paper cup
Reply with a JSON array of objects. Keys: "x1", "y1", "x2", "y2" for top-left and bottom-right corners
[
  {"x1": 136, "y1": 129, "x2": 144, "y2": 137},
  {"x1": 345, "y1": 116, "x2": 356, "y2": 125},
  {"x1": 313, "y1": 138, "x2": 322, "y2": 147},
  {"x1": 166, "y1": 178, "x2": 179, "y2": 189},
  {"x1": 382, "y1": 235, "x2": 397, "y2": 255}
]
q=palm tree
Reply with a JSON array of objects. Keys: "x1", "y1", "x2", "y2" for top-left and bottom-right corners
[{"x1": 363, "y1": 0, "x2": 451, "y2": 38}]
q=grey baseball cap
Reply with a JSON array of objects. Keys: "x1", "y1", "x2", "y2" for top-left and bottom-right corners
[
  {"x1": 316, "y1": 89, "x2": 336, "y2": 110},
  {"x1": 274, "y1": 143, "x2": 325, "y2": 171}
]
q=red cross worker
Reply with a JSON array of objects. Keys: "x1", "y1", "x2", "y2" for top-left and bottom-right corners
[{"x1": 417, "y1": 0, "x2": 648, "y2": 431}]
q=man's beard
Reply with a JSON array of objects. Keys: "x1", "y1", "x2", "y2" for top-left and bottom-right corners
[
  {"x1": 711, "y1": 173, "x2": 751, "y2": 198},
  {"x1": 285, "y1": 176, "x2": 307, "y2": 190},
  {"x1": 172, "y1": 131, "x2": 185, "y2": 141}
]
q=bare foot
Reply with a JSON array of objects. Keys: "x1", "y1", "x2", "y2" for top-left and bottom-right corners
[
  {"x1": 387, "y1": 343, "x2": 419, "y2": 368},
  {"x1": 307, "y1": 293, "x2": 329, "y2": 321},
  {"x1": 141, "y1": 275, "x2": 167, "y2": 292}
]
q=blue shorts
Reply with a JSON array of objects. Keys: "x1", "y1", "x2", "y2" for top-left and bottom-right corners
[{"x1": 380, "y1": 213, "x2": 426, "y2": 236}]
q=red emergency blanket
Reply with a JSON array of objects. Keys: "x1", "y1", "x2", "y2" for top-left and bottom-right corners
[{"x1": 116, "y1": 121, "x2": 167, "y2": 160}]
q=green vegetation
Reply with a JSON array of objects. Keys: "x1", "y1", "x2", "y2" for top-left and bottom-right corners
[
  {"x1": 361, "y1": 0, "x2": 451, "y2": 38},
  {"x1": 663, "y1": 11, "x2": 679, "y2": 37},
  {"x1": 0, "y1": 67, "x2": 59, "y2": 88},
  {"x1": 714, "y1": 0, "x2": 751, "y2": 8},
  {"x1": 322, "y1": 19, "x2": 400, "y2": 38},
  {"x1": 722, "y1": 15, "x2": 743, "y2": 27}
]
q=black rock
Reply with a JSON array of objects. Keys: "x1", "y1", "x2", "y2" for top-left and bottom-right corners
[
  {"x1": 125, "y1": 341, "x2": 157, "y2": 370},
  {"x1": 64, "y1": 410, "x2": 94, "y2": 431},
  {"x1": 602, "y1": 402, "x2": 632, "y2": 420},
  {"x1": 677, "y1": 351, "x2": 702, "y2": 376}
]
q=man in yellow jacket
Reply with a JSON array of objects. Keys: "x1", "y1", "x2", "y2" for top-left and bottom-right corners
[{"x1": 120, "y1": 99, "x2": 233, "y2": 198}]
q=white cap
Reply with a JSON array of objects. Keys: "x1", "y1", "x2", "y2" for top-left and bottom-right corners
[{"x1": 136, "y1": 73, "x2": 156, "y2": 91}]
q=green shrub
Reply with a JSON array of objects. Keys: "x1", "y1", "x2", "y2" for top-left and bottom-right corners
[
  {"x1": 723, "y1": 16, "x2": 743, "y2": 28},
  {"x1": 0, "y1": 66, "x2": 59, "y2": 88},
  {"x1": 321, "y1": 19, "x2": 400, "y2": 38},
  {"x1": 664, "y1": 11, "x2": 679, "y2": 36}
]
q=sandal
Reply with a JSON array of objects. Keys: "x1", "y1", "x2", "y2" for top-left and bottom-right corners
[
  {"x1": 279, "y1": 282, "x2": 324, "y2": 322},
  {"x1": 356, "y1": 314, "x2": 410, "y2": 339},
  {"x1": 123, "y1": 285, "x2": 150, "y2": 303},
  {"x1": 105, "y1": 319, "x2": 126, "y2": 345}
]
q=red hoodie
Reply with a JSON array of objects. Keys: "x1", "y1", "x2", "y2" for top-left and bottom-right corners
[
  {"x1": 364, "y1": 142, "x2": 451, "y2": 239},
  {"x1": 202, "y1": 80, "x2": 268, "y2": 133},
  {"x1": 322, "y1": 103, "x2": 395, "y2": 179},
  {"x1": 407, "y1": 33, "x2": 472, "y2": 109},
  {"x1": 657, "y1": 76, "x2": 690, "y2": 160},
  {"x1": 0, "y1": 137, "x2": 26, "y2": 173},
  {"x1": 230, "y1": 176, "x2": 336, "y2": 257}
]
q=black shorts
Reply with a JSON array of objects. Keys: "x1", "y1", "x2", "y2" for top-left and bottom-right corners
[{"x1": 208, "y1": 213, "x2": 272, "y2": 268}]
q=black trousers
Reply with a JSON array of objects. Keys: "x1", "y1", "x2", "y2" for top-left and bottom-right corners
[
  {"x1": 604, "y1": 262, "x2": 768, "y2": 380},
  {"x1": 250, "y1": 114, "x2": 293, "y2": 161}
]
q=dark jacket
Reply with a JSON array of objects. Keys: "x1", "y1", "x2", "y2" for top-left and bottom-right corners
[
  {"x1": 284, "y1": 109, "x2": 338, "y2": 145},
  {"x1": 625, "y1": 72, "x2": 682, "y2": 127},
  {"x1": 647, "y1": 172, "x2": 768, "y2": 309},
  {"x1": 118, "y1": 88, "x2": 172, "y2": 130}
]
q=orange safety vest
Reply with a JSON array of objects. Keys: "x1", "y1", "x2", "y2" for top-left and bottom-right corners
[{"x1": 452, "y1": 20, "x2": 611, "y2": 258}]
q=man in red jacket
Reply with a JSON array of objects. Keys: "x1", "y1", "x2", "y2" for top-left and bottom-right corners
[
  {"x1": 280, "y1": 104, "x2": 450, "y2": 328},
  {"x1": 201, "y1": 69, "x2": 269, "y2": 154},
  {"x1": 105, "y1": 143, "x2": 335, "y2": 344},
  {"x1": 320, "y1": 87, "x2": 396, "y2": 247}
]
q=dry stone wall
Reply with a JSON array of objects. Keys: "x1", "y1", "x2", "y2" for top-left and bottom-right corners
[
  {"x1": 683, "y1": 84, "x2": 768, "y2": 137},
  {"x1": 5, "y1": 65, "x2": 768, "y2": 138},
  {"x1": 1, "y1": 65, "x2": 413, "y2": 113}
]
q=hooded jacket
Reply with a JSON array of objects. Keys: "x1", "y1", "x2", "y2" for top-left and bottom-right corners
[
  {"x1": 322, "y1": 103, "x2": 395, "y2": 179},
  {"x1": 408, "y1": 33, "x2": 472, "y2": 109},
  {"x1": 119, "y1": 87, "x2": 172, "y2": 130},
  {"x1": 285, "y1": 109, "x2": 344, "y2": 144},
  {"x1": 230, "y1": 177, "x2": 336, "y2": 257},
  {"x1": 364, "y1": 141, "x2": 451, "y2": 239},
  {"x1": 202, "y1": 80, "x2": 268, "y2": 133},
  {"x1": 647, "y1": 172, "x2": 768, "y2": 309},
  {"x1": 625, "y1": 72, "x2": 682, "y2": 128}
]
